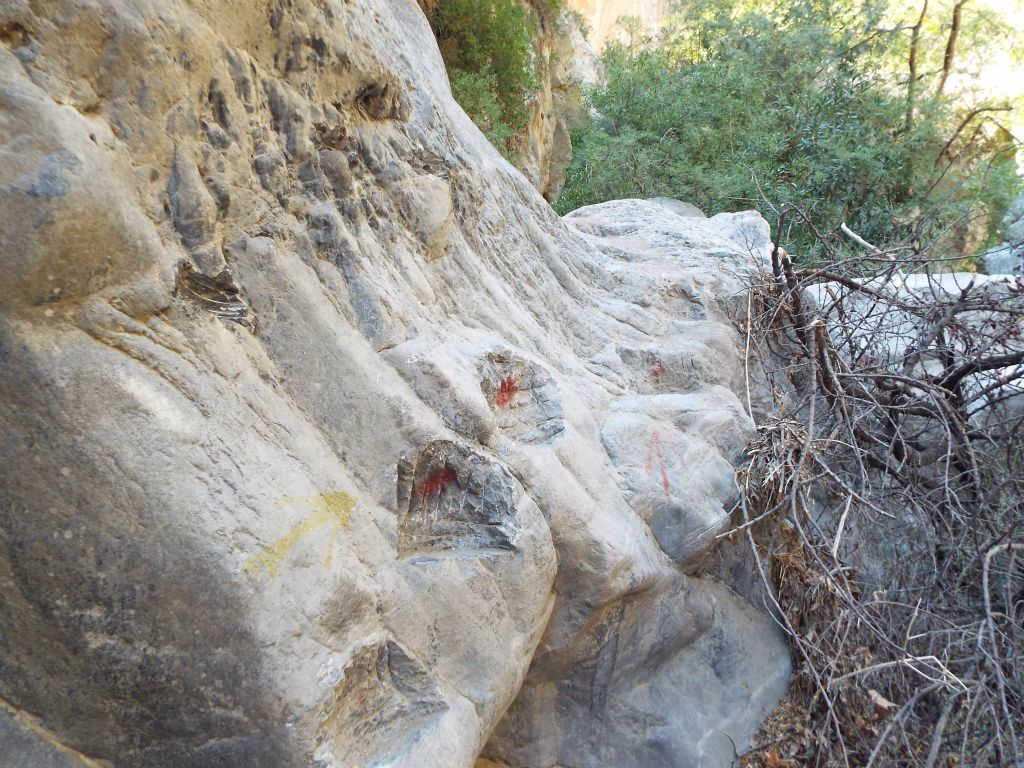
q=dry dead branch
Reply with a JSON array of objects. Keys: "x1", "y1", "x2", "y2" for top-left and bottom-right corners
[{"x1": 734, "y1": 207, "x2": 1024, "y2": 767}]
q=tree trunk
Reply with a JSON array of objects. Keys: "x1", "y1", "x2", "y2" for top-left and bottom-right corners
[
  {"x1": 905, "y1": 0, "x2": 928, "y2": 131},
  {"x1": 937, "y1": 0, "x2": 968, "y2": 96}
]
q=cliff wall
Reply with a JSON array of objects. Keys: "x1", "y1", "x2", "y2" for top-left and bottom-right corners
[
  {"x1": 567, "y1": 0, "x2": 672, "y2": 48},
  {"x1": 0, "y1": 1, "x2": 787, "y2": 766}
]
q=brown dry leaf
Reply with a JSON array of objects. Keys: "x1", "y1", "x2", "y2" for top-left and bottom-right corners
[
  {"x1": 854, "y1": 645, "x2": 874, "y2": 663},
  {"x1": 854, "y1": 713, "x2": 879, "y2": 737},
  {"x1": 868, "y1": 688, "x2": 897, "y2": 718},
  {"x1": 763, "y1": 751, "x2": 800, "y2": 768}
]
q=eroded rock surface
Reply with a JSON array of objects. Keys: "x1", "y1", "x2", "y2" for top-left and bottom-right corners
[
  {"x1": 0, "y1": 2, "x2": 787, "y2": 766},
  {"x1": 518, "y1": 8, "x2": 597, "y2": 201}
]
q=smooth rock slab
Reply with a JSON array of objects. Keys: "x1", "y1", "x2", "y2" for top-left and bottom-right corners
[{"x1": 0, "y1": 1, "x2": 788, "y2": 766}]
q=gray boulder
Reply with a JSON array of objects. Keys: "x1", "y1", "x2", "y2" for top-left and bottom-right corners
[
  {"x1": 978, "y1": 192, "x2": 1024, "y2": 274},
  {"x1": 0, "y1": 2, "x2": 788, "y2": 766}
]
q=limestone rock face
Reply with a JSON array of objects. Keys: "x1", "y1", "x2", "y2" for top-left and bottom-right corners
[
  {"x1": 567, "y1": 0, "x2": 672, "y2": 49},
  {"x1": 518, "y1": 8, "x2": 598, "y2": 202},
  {"x1": 0, "y1": 3, "x2": 788, "y2": 768}
]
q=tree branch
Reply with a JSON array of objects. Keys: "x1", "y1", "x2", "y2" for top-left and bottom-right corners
[
  {"x1": 937, "y1": 105, "x2": 1013, "y2": 161},
  {"x1": 937, "y1": 350, "x2": 1024, "y2": 391}
]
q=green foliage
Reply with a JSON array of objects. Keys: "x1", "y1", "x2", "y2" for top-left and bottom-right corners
[
  {"x1": 430, "y1": 0, "x2": 543, "y2": 158},
  {"x1": 448, "y1": 68, "x2": 517, "y2": 149},
  {"x1": 556, "y1": 0, "x2": 1022, "y2": 261}
]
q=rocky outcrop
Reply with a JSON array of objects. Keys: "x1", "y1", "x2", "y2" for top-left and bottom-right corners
[
  {"x1": 0, "y1": 2, "x2": 787, "y2": 767},
  {"x1": 979, "y1": 193, "x2": 1024, "y2": 274},
  {"x1": 518, "y1": 7, "x2": 598, "y2": 201}
]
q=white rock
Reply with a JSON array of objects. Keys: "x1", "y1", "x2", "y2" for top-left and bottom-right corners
[{"x1": 0, "y1": 2, "x2": 789, "y2": 766}]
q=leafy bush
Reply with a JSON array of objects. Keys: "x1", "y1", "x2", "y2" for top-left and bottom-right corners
[
  {"x1": 430, "y1": 0, "x2": 542, "y2": 158},
  {"x1": 556, "y1": 0, "x2": 1022, "y2": 261},
  {"x1": 448, "y1": 68, "x2": 517, "y2": 149}
]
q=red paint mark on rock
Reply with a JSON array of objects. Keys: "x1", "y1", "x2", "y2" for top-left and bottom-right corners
[
  {"x1": 650, "y1": 363, "x2": 666, "y2": 381},
  {"x1": 419, "y1": 468, "x2": 457, "y2": 498},
  {"x1": 495, "y1": 376, "x2": 518, "y2": 409},
  {"x1": 645, "y1": 430, "x2": 671, "y2": 495}
]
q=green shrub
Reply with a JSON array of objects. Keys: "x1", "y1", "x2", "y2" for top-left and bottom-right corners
[
  {"x1": 556, "y1": 0, "x2": 1022, "y2": 262},
  {"x1": 448, "y1": 67, "x2": 516, "y2": 149},
  {"x1": 430, "y1": 0, "x2": 543, "y2": 158}
]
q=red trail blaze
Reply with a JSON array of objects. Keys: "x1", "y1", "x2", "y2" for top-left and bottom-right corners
[
  {"x1": 645, "y1": 430, "x2": 671, "y2": 495},
  {"x1": 495, "y1": 376, "x2": 518, "y2": 409},
  {"x1": 419, "y1": 468, "x2": 457, "y2": 498}
]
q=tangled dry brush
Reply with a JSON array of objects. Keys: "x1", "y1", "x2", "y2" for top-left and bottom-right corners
[{"x1": 732, "y1": 210, "x2": 1024, "y2": 767}]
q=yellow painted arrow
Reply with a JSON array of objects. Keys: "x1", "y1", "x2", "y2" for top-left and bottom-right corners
[{"x1": 244, "y1": 491, "x2": 355, "y2": 578}]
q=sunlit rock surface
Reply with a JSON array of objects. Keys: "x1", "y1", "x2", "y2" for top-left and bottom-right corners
[
  {"x1": 566, "y1": 0, "x2": 672, "y2": 49},
  {"x1": 0, "y1": 1, "x2": 788, "y2": 766}
]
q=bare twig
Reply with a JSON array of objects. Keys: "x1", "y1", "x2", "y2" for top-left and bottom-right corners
[{"x1": 735, "y1": 200, "x2": 1024, "y2": 767}]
